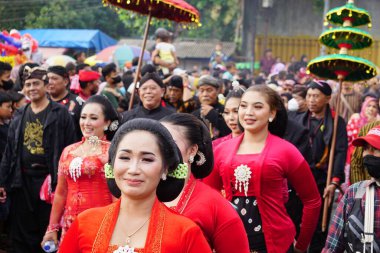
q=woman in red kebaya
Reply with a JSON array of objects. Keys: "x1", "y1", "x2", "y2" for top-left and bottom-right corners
[
  {"x1": 41, "y1": 95, "x2": 119, "y2": 247},
  {"x1": 59, "y1": 118, "x2": 211, "y2": 253},
  {"x1": 204, "y1": 85, "x2": 321, "y2": 252},
  {"x1": 212, "y1": 85, "x2": 245, "y2": 148},
  {"x1": 160, "y1": 113, "x2": 250, "y2": 253}
]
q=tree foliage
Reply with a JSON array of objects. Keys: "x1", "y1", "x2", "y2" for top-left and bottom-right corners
[
  {"x1": 0, "y1": 0, "x2": 128, "y2": 39},
  {"x1": 24, "y1": 0, "x2": 128, "y2": 39},
  {"x1": 0, "y1": 0, "x2": 241, "y2": 41}
]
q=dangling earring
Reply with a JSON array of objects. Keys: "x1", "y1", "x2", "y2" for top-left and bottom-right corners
[
  {"x1": 104, "y1": 125, "x2": 109, "y2": 131},
  {"x1": 268, "y1": 117, "x2": 273, "y2": 123},
  {"x1": 161, "y1": 173, "x2": 167, "y2": 181},
  {"x1": 188, "y1": 156, "x2": 194, "y2": 164}
]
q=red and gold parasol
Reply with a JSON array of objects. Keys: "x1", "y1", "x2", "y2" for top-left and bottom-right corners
[
  {"x1": 103, "y1": 0, "x2": 200, "y2": 24},
  {"x1": 102, "y1": 0, "x2": 201, "y2": 110}
]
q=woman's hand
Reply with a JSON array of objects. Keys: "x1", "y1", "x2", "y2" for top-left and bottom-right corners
[
  {"x1": 41, "y1": 231, "x2": 58, "y2": 249},
  {"x1": 323, "y1": 184, "x2": 337, "y2": 207}
]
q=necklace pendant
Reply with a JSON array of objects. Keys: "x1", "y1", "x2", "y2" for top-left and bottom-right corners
[
  {"x1": 126, "y1": 237, "x2": 131, "y2": 245},
  {"x1": 234, "y1": 164, "x2": 252, "y2": 197},
  {"x1": 88, "y1": 136, "x2": 100, "y2": 152}
]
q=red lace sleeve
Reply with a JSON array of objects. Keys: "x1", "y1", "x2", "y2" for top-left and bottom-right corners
[{"x1": 48, "y1": 143, "x2": 79, "y2": 229}]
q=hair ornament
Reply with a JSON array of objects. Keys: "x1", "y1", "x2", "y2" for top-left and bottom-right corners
[
  {"x1": 195, "y1": 151, "x2": 206, "y2": 166},
  {"x1": 168, "y1": 163, "x2": 188, "y2": 179},
  {"x1": 232, "y1": 80, "x2": 246, "y2": 92},
  {"x1": 104, "y1": 163, "x2": 114, "y2": 179},
  {"x1": 109, "y1": 120, "x2": 119, "y2": 131}
]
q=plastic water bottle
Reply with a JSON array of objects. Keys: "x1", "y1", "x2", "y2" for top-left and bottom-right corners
[{"x1": 43, "y1": 240, "x2": 57, "y2": 252}]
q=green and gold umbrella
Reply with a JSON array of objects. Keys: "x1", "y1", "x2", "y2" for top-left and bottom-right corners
[
  {"x1": 319, "y1": 27, "x2": 372, "y2": 50},
  {"x1": 307, "y1": 54, "x2": 377, "y2": 82},
  {"x1": 326, "y1": 1, "x2": 372, "y2": 27}
]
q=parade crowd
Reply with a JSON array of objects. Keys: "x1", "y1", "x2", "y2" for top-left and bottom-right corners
[{"x1": 0, "y1": 28, "x2": 379, "y2": 253}]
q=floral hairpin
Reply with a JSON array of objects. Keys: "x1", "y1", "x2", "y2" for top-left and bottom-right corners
[
  {"x1": 109, "y1": 120, "x2": 119, "y2": 131},
  {"x1": 232, "y1": 80, "x2": 246, "y2": 92}
]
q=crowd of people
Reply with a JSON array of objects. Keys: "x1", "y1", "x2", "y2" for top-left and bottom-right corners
[{"x1": 0, "y1": 28, "x2": 379, "y2": 253}]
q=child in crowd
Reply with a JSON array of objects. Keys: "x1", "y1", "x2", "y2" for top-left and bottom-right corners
[{"x1": 152, "y1": 29, "x2": 179, "y2": 76}]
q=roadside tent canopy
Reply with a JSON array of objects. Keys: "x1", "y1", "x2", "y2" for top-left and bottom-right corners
[{"x1": 20, "y1": 29, "x2": 117, "y2": 52}]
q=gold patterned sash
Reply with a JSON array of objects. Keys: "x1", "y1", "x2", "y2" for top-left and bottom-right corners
[{"x1": 92, "y1": 198, "x2": 166, "y2": 253}]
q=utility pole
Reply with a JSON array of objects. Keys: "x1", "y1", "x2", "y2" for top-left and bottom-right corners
[
  {"x1": 321, "y1": 0, "x2": 330, "y2": 55},
  {"x1": 242, "y1": 0, "x2": 260, "y2": 72}
]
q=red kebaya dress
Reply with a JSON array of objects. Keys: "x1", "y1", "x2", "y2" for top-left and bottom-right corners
[
  {"x1": 54, "y1": 139, "x2": 113, "y2": 238},
  {"x1": 59, "y1": 198, "x2": 212, "y2": 253},
  {"x1": 170, "y1": 175, "x2": 250, "y2": 253},
  {"x1": 212, "y1": 133, "x2": 233, "y2": 149},
  {"x1": 203, "y1": 133, "x2": 321, "y2": 252}
]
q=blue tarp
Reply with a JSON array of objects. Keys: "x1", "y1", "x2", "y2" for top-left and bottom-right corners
[{"x1": 20, "y1": 29, "x2": 117, "y2": 52}]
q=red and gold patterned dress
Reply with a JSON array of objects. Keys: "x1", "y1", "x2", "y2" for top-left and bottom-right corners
[
  {"x1": 56, "y1": 138, "x2": 113, "y2": 238},
  {"x1": 59, "y1": 198, "x2": 212, "y2": 253}
]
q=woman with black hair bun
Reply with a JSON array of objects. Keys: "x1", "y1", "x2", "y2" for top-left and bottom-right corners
[
  {"x1": 213, "y1": 85, "x2": 245, "y2": 148},
  {"x1": 41, "y1": 95, "x2": 120, "y2": 248},
  {"x1": 59, "y1": 118, "x2": 211, "y2": 252},
  {"x1": 160, "y1": 113, "x2": 249, "y2": 253},
  {"x1": 204, "y1": 85, "x2": 321, "y2": 253}
]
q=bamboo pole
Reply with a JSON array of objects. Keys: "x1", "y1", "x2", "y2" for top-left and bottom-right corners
[
  {"x1": 128, "y1": 11, "x2": 152, "y2": 111},
  {"x1": 321, "y1": 76, "x2": 343, "y2": 232}
]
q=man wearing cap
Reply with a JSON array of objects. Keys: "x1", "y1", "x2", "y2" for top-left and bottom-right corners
[
  {"x1": 293, "y1": 80, "x2": 348, "y2": 252},
  {"x1": 192, "y1": 75, "x2": 230, "y2": 139},
  {"x1": 47, "y1": 65, "x2": 82, "y2": 140},
  {"x1": 78, "y1": 69, "x2": 101, "y2": 101},
  {"x1": 121, "y1": 72, "x2": 175, "y2": 123},
  {"x1": 323, "y1": 125, "x2": 380, "y2": 252},
  {"x1": 165, "y1": 75, "x2": 198, "y2": 113},
  {"x1": 0, "y1": 67, "x2": 76, "y2": 252}
]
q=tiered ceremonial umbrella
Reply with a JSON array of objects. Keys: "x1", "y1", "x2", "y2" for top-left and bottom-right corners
[
  {"x1": 102, "y1": 0, "x2": 200, "y2": 109},
  {"x1": 307, "y1": 0, "x2": 376, "y2": 232}
]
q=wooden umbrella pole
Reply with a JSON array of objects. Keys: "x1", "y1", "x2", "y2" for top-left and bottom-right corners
[
  {"x1": 321, "y1": 76, "x2": 343, "y2": 232},
  {"x1": 128, "y1": 11, "x2": 153, "y2": 111}
]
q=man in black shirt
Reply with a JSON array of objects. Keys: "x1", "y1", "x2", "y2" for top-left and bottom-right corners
[
  {"x1": 192, "y1": 75, "x2": 231, "y2": 139},
  {"x1": 47, "y1": 66, "x2": 82, "y2": 140},
  {"x1": 121, "y1": 72, "x2": 175, "y2": 123},
  {"x1": 293, "y1": 80, "x2": 347, "y2": 252},
  {"x1": 0, "y1": 67, "x2": 76, "y2": 252}
]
